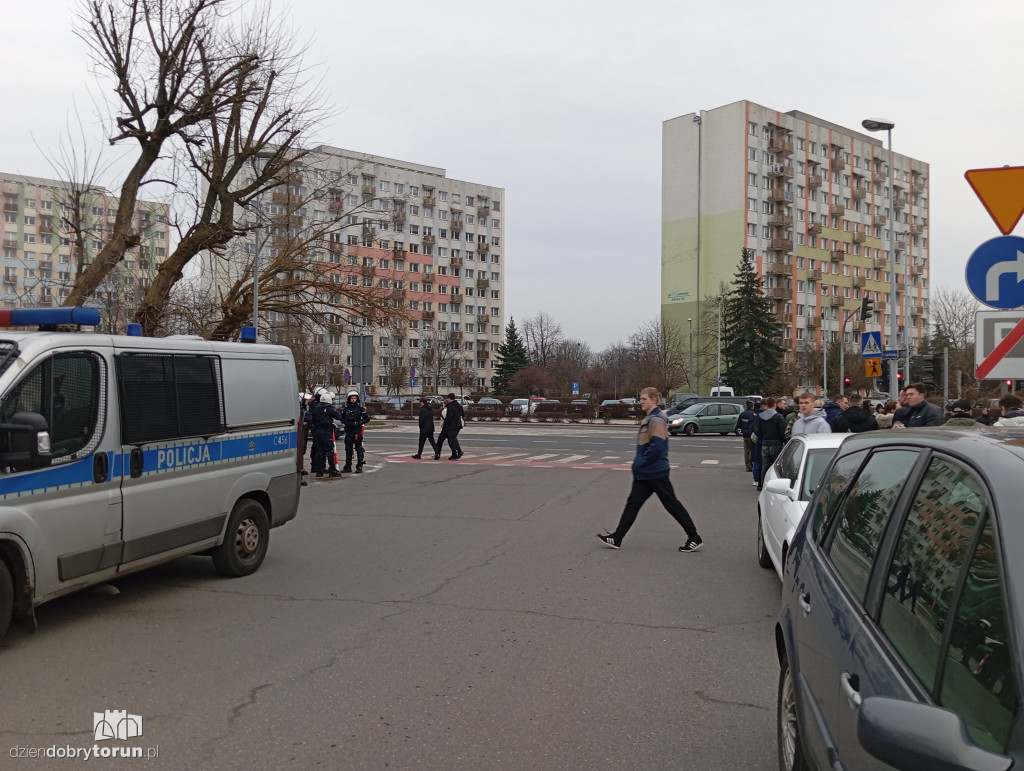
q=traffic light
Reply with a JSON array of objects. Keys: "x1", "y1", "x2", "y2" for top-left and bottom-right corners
[
  {"x1": 860, "y1": 297, "x2": 875, "y2": 321},
  {"x1": 897, "y1": 372, "x2": 903, "y2": 381},
  {"x1": 921, "y1": 354, "x2": 935, "y2": 384},
  {"x1": 844, "y1": 377, "x2": 851, "y2": 385}
]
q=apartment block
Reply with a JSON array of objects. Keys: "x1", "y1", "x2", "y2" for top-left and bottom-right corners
[
  {"x1": 663, "y1": 100, "x2": 930, "y2": 392},
  {"x1": 0, "y1": 172, "x2": 169, "y2": 326},
  {"x1": 202, "y1": 145, "x2": 505, "y2": 394}
]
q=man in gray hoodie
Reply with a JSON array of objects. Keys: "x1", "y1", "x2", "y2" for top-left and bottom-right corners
[{"x1": 790, "y1": 393, "x2": 832, "y2": 436}]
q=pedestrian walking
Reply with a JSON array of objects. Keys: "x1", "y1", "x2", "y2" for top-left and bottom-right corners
[
  {"x1": 596, "y1": 387, "x2": 703, "y2": 553},
  {"x1": 411, "y1": 396, "x2": 438, "y2": 459},
  {"x1": 339, "y1": 390, "x2": 371, "y2": 473},
  {"x1": 435, "y1": 393, "x2": 465, "y2": 460},
  {"x1": 310, "y1": 392, "x2": 343, "y2": 477}
]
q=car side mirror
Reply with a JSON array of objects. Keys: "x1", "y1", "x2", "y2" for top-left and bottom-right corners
[
  {"x1": 764, "y1": 477, "x2": 795, "y2": 500},
  {"x1": 858, "y1": 696, "x2": 1011, "y2": 771},
  {"x1": 0, "y1": 410, "x2": 52, "y2": 471}
]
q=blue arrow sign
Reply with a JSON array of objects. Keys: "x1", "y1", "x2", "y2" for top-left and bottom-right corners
[
  {"x1": 966, "y1": 235, "x2": 1024, "y2": 309},
  {"x1": 861, "y1": 331, "x2": 883, "y2": 358}
]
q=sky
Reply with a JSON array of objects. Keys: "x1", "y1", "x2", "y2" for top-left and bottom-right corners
[{"x1": 1, "y1": 0, "x2": 1021, "y2": 350}]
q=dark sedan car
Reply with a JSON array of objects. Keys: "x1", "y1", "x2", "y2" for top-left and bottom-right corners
[{"x1": 776, "y1": 428, "x2": 1024, "y2": 771}]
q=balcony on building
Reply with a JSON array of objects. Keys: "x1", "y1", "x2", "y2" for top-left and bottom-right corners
[
  {"x1": 910, "y1": 303, "x2": 924, "y2": 316},
  {"x1": 894, "y1": 194, "x2": 908, "y2": 210},
  {"x1": 827, "y1": 296, "x2": 843, "y2": 307},
  {"x1": 475, "y1": 242, "x2": 488, "y2": 253},
  {"x1": 874, "y1": 214, "x2": 887, "y2": 226},
  {"x1": 421, "y1": 311, "x2": 435, "y2": 322},
  {"x1": 806, "y1": 315, "x2": 820, "y2": 328},
  {"x1": 2, "y1": 201, "x2": 18, "y2": 213},
  {"x1": 769, "y1": 136, "x2": 794, "y2": 155},
  {"x1": 911, "y1": 263, "x2": 925, "y2": 277},
  {"x1": 852, "y1": 274, "x2": 866, "y2": 287},
  {"x1": 852, "y1": 231, "x2": 866, "y2": 244},
  {"x1": 361, "y1": 185, "x2": 376, "y2": 198},
  {"x1": 895, "y1": 239, "x2": 907, "y2": 252},
  {"x1": 852, "y1": 186, "x2": 867, "y2": 200},
  {"x1": 830, "y1": 204, "x2": 845, "y2": 217},
  {"x1": 830, "y1": 156, "x2": 846, "y2": 171},
  {"x1": 477, "y1": 205, "x2": 491, "y2": 218},
  {"x1": 392, "y1": 210, "x2": 406, "y2": 223},
  {"x1": 476, "y1": 348, "x2": 490, "y2": 359},
  {"x1": 768, "y1": 213, "x2": 793, "y2": 227},
  {"x1": 875, "y1": 298, "x2": 887, "y2": 313},
  {"x1": 477, "y1": 314, "x2": 491, "y2": 324},
  {"x1": 851, "y1": 319, "x2": 866, "y2": 333},
  {"x1": 39, "y1": 259, "x2": 52, "y2": 271},
  {"x1": 422, "y1": 234, "x2": 436, "y2": 245},
  {"x1": 362, "y1": 225, "x2": 377, "y2": 239},
  {"x1": 391, "y1": 289, "x2": 407, "y2": 300},
  {"x1": 910, "y1": 222, "x2": 925, "y2": 235},
  {"x1": 328, "y1": 199, "x2": 343, "y2": 211},
  {"x1": 764, "y1": 260, "x2": 789, "y2": 276},
  {"x1": 450, "y1": 218, "x2": 464, "y2": 230},
  {"x1": 808, "y1": 222, "x2": 822, "y2": 235},
  {"x1": 767, "y1": 238, "x2": 793, "y2": 253},
  {"x1": 450, "y1": 330, "x2": 463, "y2": 340},
  {"x1": 476, "y1": 278, "x2": 490, "y2": 288},
  {"x1": 767, "y1": 185, "x2": 787, "y2": 201},
  {"x1": 807, "y1": 268, "x2": 821, "y2": 281},
  {"x1": 767, "y1": 164, "x2": 794, "y2": 178},
  {"x1": 829, "y1": 249, "x2": 845, "y2": 262},
  {"x1": 2, "y1": 236, "x2": 18, "y2": 249},
  {"x1": 764, "y1": 287, "x2": 788, "y2": 300},
  {"x1": 777, "y1": 311, "x2": 793, "y2": 324},
  {"x1": 271, "y1": 191, "x2": 291, "y2": 203},
  {"x1": 361, "y1": 265, "x2": 376, "y2": 277},
  {"x1": 451, "y1": 256, "x2": 463, "y2": 267},
  {"x1": 392, "y1": 247, "x2": 406, "y2": 258},
  {"x1": 808, "y1": 173, "x2": 823, "y2": 188},
  {"x1": 3, "y1": 272, "x2": 17, "y2": 285}
]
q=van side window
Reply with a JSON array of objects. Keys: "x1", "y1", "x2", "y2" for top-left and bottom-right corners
[
  {"x1": 0, "y1": 352, "x2": 104, "y2": 463},
  {"x1": 116, "y1": 354, "x2": 225, "y2": 443}
]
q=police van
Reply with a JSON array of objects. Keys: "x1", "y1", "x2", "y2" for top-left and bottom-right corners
[{"x1": 0, "y1": 308, "x2": 301, "y2": 640}]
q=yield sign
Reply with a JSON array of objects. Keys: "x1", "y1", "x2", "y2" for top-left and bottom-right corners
[{"x1": 965, "y1": 166, "x2": 1024, "y2": 235}]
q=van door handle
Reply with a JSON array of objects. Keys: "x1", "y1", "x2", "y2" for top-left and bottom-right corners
[
  {"x1": 799, "y1": 592, "x2": 811, "y2": 616},
  {"x1": 129, "y1": 447, "x2": 143, "y2": 478},
  {"x1": 841, "y1": 671, "x2": 862, "y2": 709},
  {"x1": 93, "y1": 452, "x2": 109, "y2": 483}
]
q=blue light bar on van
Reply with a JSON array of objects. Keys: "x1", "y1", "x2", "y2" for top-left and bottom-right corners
[
  {"x1": 0, "y1": 308, "x2": 102, "y2": 327},
  {"x1": 240, "y1": 326, "x2": 257, "y2": 343},
  {"x1": 126, "y1": 323, "x2": 143, "y2": 336}
]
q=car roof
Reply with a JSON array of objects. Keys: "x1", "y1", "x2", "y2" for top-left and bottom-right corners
[{"x1": 790, "y1": 433, "x2": 849, "y2": 450}]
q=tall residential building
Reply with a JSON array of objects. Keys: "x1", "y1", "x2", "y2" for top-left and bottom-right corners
[
  {"x1": 202, "y1": 145, "x2": 506, "y2": 394},
  {"x1": 1, "y1": 172, "x2": 169, "y2": 327},
  {"x1": 663, "y1": 101, "x2": 930, "y2": 394}
]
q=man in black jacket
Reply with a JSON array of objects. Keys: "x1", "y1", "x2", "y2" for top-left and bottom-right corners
[
  {"x1": 311, "y1": 392, "x2": 344, "y2": 477},
  {"x1": 753, "y1": 396, "x2": 786, "y2": 491},
  {"x1": 895, "y1": 383, "x2": 943, "y2": 428},
  {"x1": 834, "y1": 395, "x2": 879, "y2": 433},
  {"x1": 436, "y1": 393, "x2": 465, "y2": 460},
  {"x1": 737, "y1": 400, "x2": 758, "y2": 474},
  {"x1": 411, "y1": 396, "x2": 437, "y2": 459},
  {"x1": 340, "y1": 390, "x2": 371, "y2": 473}
]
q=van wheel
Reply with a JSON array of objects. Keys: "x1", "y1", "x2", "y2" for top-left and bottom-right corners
[
  {"x1": 778, "y1": 653, "x2": 809, "y2": 771},
  {"x1": 0, "y1": 561, "x2": 12, "y2": 641},
  {"x1": 212, "y1": 500, "x2": 269, "y2": 577}
]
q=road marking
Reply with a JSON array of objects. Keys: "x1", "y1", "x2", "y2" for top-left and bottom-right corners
[
  {"x1": 522, "y1": 454, "x2": 559, "y2": 461},
  {"x1": 552, "y1": 454, "x2": 589, "y2": 463},
  {"x1": 701, "y1": 460, "x2": 720, "y2": 465}
]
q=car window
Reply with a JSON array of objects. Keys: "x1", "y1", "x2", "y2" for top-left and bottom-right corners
[
  {"x1": 941, "y1": 518, "x2": 1017, "y2": 751},
  {"x1": 704, "y1": 404, "x2": 719, "y2": 417},
  {"x1": 878, "y1": 456, "x2": 984, "y2": 692},
  {"x1": 801, "y1": 448, "x2": 837, "y2": 501},
  {"x1": 728, "y1": 404, "x2": 741, "y2": 414},
  {"x1": 810, "y1": 449, "x2": 869, "y2": 539},
  {"x1": 774, "y1": 440, "x2": 804, "y2": 484},
  {"x1": 826, "y1": 449, "x2": 919, "y2": 603}
]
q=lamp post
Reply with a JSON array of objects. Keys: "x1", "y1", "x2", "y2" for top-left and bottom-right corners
[
  {"x1": 694, "y1": 114, "x2": 703, "y2": 394},
  {"x1": 716, "y1": 295, "x2": 723, "y2": 392},
  {"x1": 861, "y1": 118, "x2": 897, "y2": 394},
  {"x1": 249, "y1": 150, "x2": 277, "y2": 337},
  {"x1": 687, "y1": 317, "x2": 693, "y2": 388},
  {"x1": 822, "y1": 309, "x2": 827, "y2": 397}
]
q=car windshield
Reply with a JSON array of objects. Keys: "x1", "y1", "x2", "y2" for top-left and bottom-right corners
[{"x1": 801, "y1": 448, "x2": 839, "y2": 500}]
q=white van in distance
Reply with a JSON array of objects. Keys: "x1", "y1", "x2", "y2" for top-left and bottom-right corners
[
  {"x1": 709, "y1": 386, "x2": 735, "y2": 397},
  {"x1": 0, "y1": 308, "x2": 301, "y2": 641}
]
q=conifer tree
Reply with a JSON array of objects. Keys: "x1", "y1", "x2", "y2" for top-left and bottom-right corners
[
  {"x1": 721, "y1": 249, "x2": 784, "y2": 394},
  {"x1": 492, "y1": 317, "x2": 530, "y2": 394}
]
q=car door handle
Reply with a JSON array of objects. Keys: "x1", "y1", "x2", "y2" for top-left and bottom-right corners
[
  {"x1": 841, "y1": 671, "x2": 862, "y2": 709},
  {"x1": 799, "y1": 591, "x2": 811, "y2": 616}
]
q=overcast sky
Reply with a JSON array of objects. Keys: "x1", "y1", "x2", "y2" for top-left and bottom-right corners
[{"x1": 1, "y1": 0, "x2": 1020, "y2": 349}]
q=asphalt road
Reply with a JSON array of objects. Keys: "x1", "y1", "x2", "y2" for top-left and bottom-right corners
[{"x1": 0, "y1": 424, "x2": 781, "y2": 770}]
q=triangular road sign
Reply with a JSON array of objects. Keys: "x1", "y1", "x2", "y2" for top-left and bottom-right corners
[{"x1": 965, "y1": 166, "x2": 1024, "y2": 235}]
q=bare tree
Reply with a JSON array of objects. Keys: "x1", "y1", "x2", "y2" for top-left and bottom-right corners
[
  {"x1": 68, "y1": 0, "x2": 328, "y2": 332},
  {"x1": 449, "y1": 366, "x2": 477, "y2": 398},
  {"x1": 930, "y1": 287, "x2": 980, "y2": 397},
  {"x1": 522, "y1": 312, "x2": 563, "y2": 369},
  {"x1": 628, "y1": 317, "x2": 688, "y2": 397},
  {"x1": 508, "y1": 364, "x2": 553, "y2": 397},
  {"x1": 419, "y1": 326, "x2": 460, "y2": 393}
]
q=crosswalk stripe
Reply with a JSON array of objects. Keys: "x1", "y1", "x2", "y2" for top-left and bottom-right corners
[
  {"x1": 552, "y1": 454, "x2": 589, "y2": 463},
  {"x1": 521, "y1": 454, "x2": 559, "y2": 461}
]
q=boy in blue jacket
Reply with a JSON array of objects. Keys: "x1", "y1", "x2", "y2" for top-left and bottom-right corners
[{"x1": 597, "y1": 387, "x2": 703, "y2": 552}]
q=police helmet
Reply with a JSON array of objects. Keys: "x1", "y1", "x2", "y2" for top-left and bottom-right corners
[
  {"x1": 347, "y1": 390, "x2": 359, "y2": 400},
  {"x1": 319, "y1": 392, "x2": 334, "y2": 403}
]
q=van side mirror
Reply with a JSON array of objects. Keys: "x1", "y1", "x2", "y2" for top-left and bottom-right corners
[{"x1": 0, "y1": 411, "x2": 52, "y2": 471}]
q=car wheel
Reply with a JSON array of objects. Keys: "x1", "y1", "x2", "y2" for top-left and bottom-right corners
[
  {"x1": 683, "y1": 423, "x2": 697, "y2": 436},
  {"x1": 0, "y1": 560, "x2": 13, "y2": 641},
  {"x1": 757, "y1": 513, "x2": 773, "y2": 569},
  {"x1": 778, "y1": 653, "x2": 810, "y2": 771},
  {"x1": 212, "y1": 499, "x2": 270, "y2": 577}
]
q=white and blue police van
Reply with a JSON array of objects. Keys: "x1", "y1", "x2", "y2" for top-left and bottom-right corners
[{"x1": 0, "y1": 308, "x2": 301, "y2": 641}]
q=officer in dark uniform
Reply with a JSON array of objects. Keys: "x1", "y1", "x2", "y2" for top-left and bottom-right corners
[
  {"x1": 340, "y1": 390, "x2": 371, "y2": 473},
  {"x1": 311, "y1": 392, "x2": 344, "y2": 477}
]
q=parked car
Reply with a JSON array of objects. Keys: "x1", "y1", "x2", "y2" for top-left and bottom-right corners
[
  {"x1": 507, "y1": 398, "x2": 531, "y2": 416},
  {"x1": 476, "y1": 397, "x2": 503, "y2": 405},
  {"x1": 756, "y1": 433, "x2": 847, "y2": 580},
  {"x1": 674, "y1": 395, "x2": 759, "y2": 410},
  {"x1": 777, "y1": 427, "x2": 1024, "y2": 771},
  {"x1": 667, "y1": 402, "x2": 743, "y2": 435},
  {"x1": 597, "y1": 399, "x2": 621, "y2": 418}
]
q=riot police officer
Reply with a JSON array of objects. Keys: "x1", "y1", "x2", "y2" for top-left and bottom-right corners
[
  {"x1": 340, "y1": 390, "x2": 371, "y2": 473},
  {"x1": 311, "y1": 391, "x2": 344, "y2": 477}
]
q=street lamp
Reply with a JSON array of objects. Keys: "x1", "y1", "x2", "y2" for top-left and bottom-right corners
[
  {"x1": 249, "y1": 149, "x2": 277, "y2": 336},
  {"x1": 861, "y1": 117, "x2": 898, "y2": 394},
  {"x1": 687, "y1": 317, "x2": 693, "y2": 388},
  {"x1": 693, "y1": 113, "x2": 704, "y2": 394},
  {"x1": 716, "y1": 295, "x2": 723, "y2": 392},
  {"x1": 822, "y1": 309, "x2": 827, "y2": 397}
]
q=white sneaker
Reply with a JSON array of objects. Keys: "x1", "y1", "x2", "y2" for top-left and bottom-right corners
[{"x1": 752, "y1": 480, "x2": 758, "y2": 486}]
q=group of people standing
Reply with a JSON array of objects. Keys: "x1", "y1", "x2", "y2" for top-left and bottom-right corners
[
  {"x1": 411, "y1": 393, "x2": 465, "y2": 460},
  {"x1": 301, "y1": 389, "x2": 371, "y2": 477}
]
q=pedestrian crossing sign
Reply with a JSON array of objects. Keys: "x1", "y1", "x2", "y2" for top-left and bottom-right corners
[
  {"x1": 865, "y1": 358, "x2": 882, "y2": 378},
  {"x1": 861, "y1": 331, "x2": 883, "y2": 358}
]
